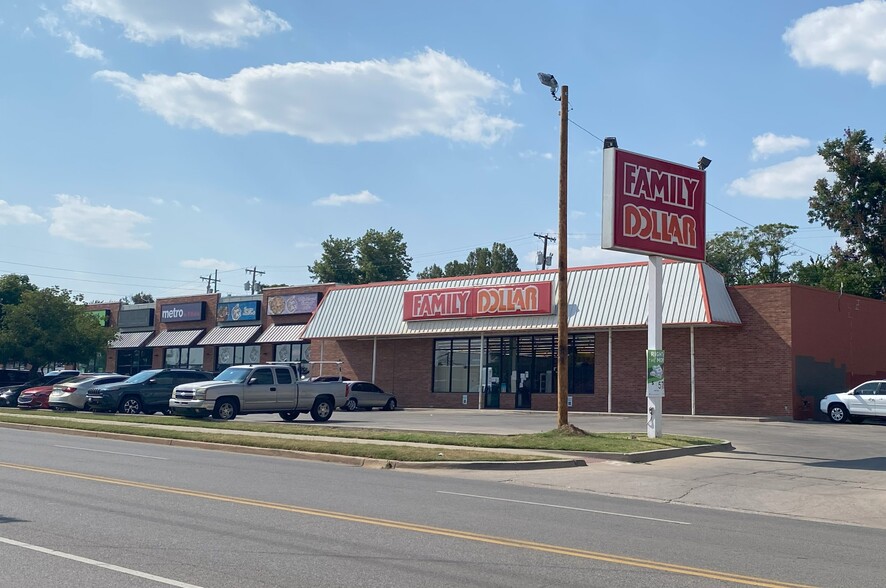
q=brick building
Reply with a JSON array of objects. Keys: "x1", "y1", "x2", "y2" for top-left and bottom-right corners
[
  {"x1": 86, "y1": 261, "x2": 886, "y2": 420},
  {"x1": 302, "y1": 261, "x2": 886, "y2": 420}
]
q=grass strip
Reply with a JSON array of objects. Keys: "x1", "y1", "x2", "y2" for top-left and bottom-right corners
[
  {"x1": 0, "y1": 408, "x2": 722, "y2": 453},
  {"x1": 0, "y1": 414, "x2": 543, "y2": 462}
]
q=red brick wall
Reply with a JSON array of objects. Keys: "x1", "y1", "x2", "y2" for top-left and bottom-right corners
[{"x1": 152, "y1": 293, "x2": 219, "y2": 371}]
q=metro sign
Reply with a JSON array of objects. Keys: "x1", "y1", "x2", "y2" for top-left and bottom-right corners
[
  {"x1": 602, "y1": 148, "x2": 706, "y2": 262},
  {"x1": 403, "y1": 282, "x2": 553, "y2": 321}
]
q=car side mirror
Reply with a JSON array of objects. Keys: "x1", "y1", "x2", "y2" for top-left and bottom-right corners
[
  {"x1": 247, "y1": 377, "x2": 257, "y2": 385},
  {"x1": 147, "y1": 378, "x2": 157, "y2": 385}
]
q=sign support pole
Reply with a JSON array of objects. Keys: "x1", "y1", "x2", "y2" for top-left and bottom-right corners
[{"x1": 647, "y1": 256, "x2": 663, "y2": 438}]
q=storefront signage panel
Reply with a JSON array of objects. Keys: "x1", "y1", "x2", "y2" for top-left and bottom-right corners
[
  {"x1": 87, "y1": 309, "x2": 110, "y2": 327},
  {"x1": 217, "y1": 300, "x2": 260, "y2": 322},
  {"x1": 602, "y1": 148, "x2": 706, "y2": 262},
  {"x1": 268, "y1": 293, "x2": 320, "y2": 316},
  {"x1": 404, "y1": 282, "x2": 553, "y2": 321},
  {"x1": 160, "y1": 302, "x2": 205, "y2": 323},
  {"x1": 118, "y1": 308, "x2": 154, "y2": 328}
]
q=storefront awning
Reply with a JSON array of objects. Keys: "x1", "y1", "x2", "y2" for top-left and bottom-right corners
[
  {"x1": 109, "y1": 331, "x2": 153, "y2": 349},
  {"x1": 147, "y1": 329, "x2": 203, "y2": 348},
  {"x1": 255, "y1": 323, "x2": 308, "y2": 344},
  {"x1": 197, "y1": 325, "x2": 261, "y2": 346}
]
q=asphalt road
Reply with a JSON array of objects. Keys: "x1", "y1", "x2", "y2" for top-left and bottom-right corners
[{"x1": 0, "y1": 425, "x2": 880, "y2": 587}]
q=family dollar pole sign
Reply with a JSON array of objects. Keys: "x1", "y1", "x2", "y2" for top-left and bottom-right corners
[{"x1": 601, "y1": 148, "x2": 706, "y2": 262}]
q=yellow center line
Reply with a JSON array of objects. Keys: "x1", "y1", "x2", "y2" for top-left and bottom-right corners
[{"x1": 0, "y1": 461, "x2": 817, "y2": 588}]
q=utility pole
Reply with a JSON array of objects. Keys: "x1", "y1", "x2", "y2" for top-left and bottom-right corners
[
  {"x1": 534, "y1": 233, "x2": 556, "y2": 270},
  {"x1": 245, "y1": 266, "x2": 265, "y2": 295},
  {"x1": 200, "y1": 270, "x2": 220, "y2": 293}
]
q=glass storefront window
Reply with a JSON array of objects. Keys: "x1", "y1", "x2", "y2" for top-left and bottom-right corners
[
  {"x1": 432, "y1": 334, "x2": 595, "y2": 395},
  {"x1": 217, "y1": 345, "x2": 261, "y2": 370},
  {"x1": 164, "y1": 347, "x2": 204, "y2": 370}
]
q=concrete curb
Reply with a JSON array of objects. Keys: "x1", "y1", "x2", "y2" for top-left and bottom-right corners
[{"x1": 576, "y1": 440, "x2": 734, "y2": 462}]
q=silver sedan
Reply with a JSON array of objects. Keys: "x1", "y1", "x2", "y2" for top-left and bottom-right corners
[
  {"x1": 49, "y1": 373, "x2": 128, "y2": 410},
  {"x1": 342, "y1": 381, "x2": 398, "y2": 412}
]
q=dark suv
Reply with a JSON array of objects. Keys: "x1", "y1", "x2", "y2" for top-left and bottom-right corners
[
  {"x1": 0, "y1": 369, "x2": 32, "y2": 388},
  {"x1": 0, "y1": 370, "x2": 81, "y2": 407},
  {"x1": 86, "y1": 368, "x2": 214, "y2": 414}
]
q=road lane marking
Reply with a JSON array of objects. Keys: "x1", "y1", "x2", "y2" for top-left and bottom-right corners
[
  {"x1": 436, "y1": 491, "x2": 691, "y2": 525},
  {"x1": 53, "y1": 445, "x2": 169, "y2": 460},
  {"x1": 0, "y1": 461, "x2": 816, "y2": 588},
  {"x1": 0, "y1": 535, "x2": 203, "y2": 588}
]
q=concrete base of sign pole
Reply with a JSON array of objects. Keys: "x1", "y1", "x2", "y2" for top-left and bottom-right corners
[{"x1": 647, "y1": 396, "x2": 662, "y2": 438}]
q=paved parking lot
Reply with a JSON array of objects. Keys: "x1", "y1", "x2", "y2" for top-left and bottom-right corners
[{"x1": 244, "y1": 409, "x2": 886, "y2": 529}]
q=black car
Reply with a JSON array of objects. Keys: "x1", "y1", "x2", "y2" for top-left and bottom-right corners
[
  {"x1": 85, "y1": 368, "x2": 214, "y2": 414},
  {"x1": 0, "y1": 370, "x2": 81, "y2": 407}
]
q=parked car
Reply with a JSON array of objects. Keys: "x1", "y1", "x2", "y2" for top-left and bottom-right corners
[
  {"x1": 341, "y1": 381, "x2": 397, "y2": 412},
  {"x1": 820, "y1": 380, "x2": 886, "y2": 423},
  {"x1": 86, "y1": 368, "x2": 214, "y2": 414},
  {"x1": 0, "y1": 370, "x2": 80, "y2": 407},
  {"x1": 0, "y1": 369, "x2": 31, "y2": 387},
  {"x1": 48, "y1": 373, "x2": 128, "y2": 411},
  {"x1": 18, "y1": 374, "x2": 82, "y2": 409}
]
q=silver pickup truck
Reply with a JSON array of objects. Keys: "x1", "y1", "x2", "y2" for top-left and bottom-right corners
[{"x1": 168, "y1": 362, "x2": 348, "y2": 422}]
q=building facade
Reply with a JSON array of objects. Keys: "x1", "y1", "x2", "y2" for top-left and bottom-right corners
[{"x1": 85, "y1": 262, "x2": 886, "y2": 420}]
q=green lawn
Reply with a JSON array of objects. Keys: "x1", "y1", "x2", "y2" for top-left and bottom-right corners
[{"x1": 0, "y1": 409, "x2": 723, "y2": 461}]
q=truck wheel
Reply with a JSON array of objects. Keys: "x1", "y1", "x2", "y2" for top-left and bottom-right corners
[
  {"x1": 118, "y1": 396, "x2": 143, "y2": 414},
  {"x1": 310, "y1": 398, "x2": 334, "y2": 422},
  {"x1": 213, "y1": 398, "x2": 238, "y2": 420},
  {"x1": 279, "y1": 411, "x2": 300, "y2": 421}
]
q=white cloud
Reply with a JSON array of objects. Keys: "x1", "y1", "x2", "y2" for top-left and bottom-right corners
[
  {"x1": 95, "y1": 49, "x2": 518, "y2": 145},
  {"x1": 65, "y1": 0, "x2": 290, "y2": 47},
  {"x1": 149, "y1": 197, "x2": 164, "y2": 205},
  {"x1": 313, "y1": 190, "x2": 381, "y2": 207},
  {"x1": 570, "y1": 210, "x2": 587, "y2": 218},
  {"x1": 0, "y1": 200, "x2": 45, "y2": 225},
  {"x1": 691, "y1": 137, "x2": 707, "y2": 147},
  {"x1": 751, "y1": 132, "x2": 811, "y2": 160},
  {"x1": 191, "y1": 204, "x2": 201, "y2": 213},
  {"x1": 727, "y1": 155, "x2": 829, "y2": 199},
  {"x1": 784, "y1": 0, "x2": 886, "y2": 85},
  {"x1": 519, "y1": 150, "x2": 553, "y2": 160},
  {"x1": 48, "y1": 194, "x2": 151, "y2": 248},
  {"x1": 180, "y1": 258, "x2": 238, "y2": 271},
  {"x1": 294, "y1": 241, "x2": 317, "y2": 249},
  {"x1": 511, "y1": 78, "x2": 523, "y2": 94},
  {"x1": 37, "y1": 10, "x2": 105, "y2": 61}
]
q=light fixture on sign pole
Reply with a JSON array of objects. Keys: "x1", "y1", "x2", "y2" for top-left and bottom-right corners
[{"x1": 538, "y1": 71, "x2": 569, "y2": 428}]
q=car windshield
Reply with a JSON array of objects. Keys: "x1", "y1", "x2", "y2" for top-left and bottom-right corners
[
  {"x1": 124, "y1": 370, "x2": 162, "y2": 384},
  {"x1": 214, "y1": 367, "x2": 251, "y2": 383}
]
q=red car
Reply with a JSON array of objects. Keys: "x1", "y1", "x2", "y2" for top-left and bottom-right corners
[{"x1": 18, "y1": 378, "x2": 77, "y2": 409}]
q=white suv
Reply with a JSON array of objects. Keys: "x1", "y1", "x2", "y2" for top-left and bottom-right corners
[{"x1": 820, "y1": 380, "x2": 886, "y2": 423}]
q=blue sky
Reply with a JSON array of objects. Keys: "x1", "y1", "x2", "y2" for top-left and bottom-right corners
[{"x1": 1, "y1": 0, "x2": 884, "y2": 301}]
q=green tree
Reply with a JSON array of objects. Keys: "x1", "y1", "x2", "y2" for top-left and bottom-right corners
[
  {"x1": 807, "y1": 128, "x2": 886, "y2": 298},
  {"x1": 419, "y1": 242, "x2": 521, "y2": 278},
  {"x1": 0, "y1": 286, "x2": 114, "y2": 375},
  {"x1": 309, "y1": 228, "x2": 412, "y2": 284},
  {"x1": 309, "y1": 236, "x2": 359, "y2": 284},
  {"x1": 0, "y1": 274, "x2": 37, "y2": 317},
  {"x1": 706, "y1": 224, "x2": 797, "y2": 286},
  {"x1": 356, "y1": 228, "x2": 412, "y2": 282},
  {"x1": 121, "y1": 292, "x2": 155, "y2": 304},
  {"x1": 790, "y1": 248, "x2": 884, "y2": 299},
  {"x1": 416, "y1": 264, "x2": 445, "y2": 279}
]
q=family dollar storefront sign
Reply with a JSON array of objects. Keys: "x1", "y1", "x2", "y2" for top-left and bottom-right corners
[
  {"x1": 601, "y1": 148, "x2": 706, "y2": 262},
  {"x1": 403, "y1": 282, "x2": 553, "y2": 321}
]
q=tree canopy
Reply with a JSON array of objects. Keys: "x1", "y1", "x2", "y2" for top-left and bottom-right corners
[
  {"x1": 705, "y1": 224, "x2": 797, "y2": 286},
  {"x1": 121, "y1": 292, "x2": 154, "y2": 304},
  {"x1": 417, "y1": 243, "x2": 521, "y2": 279},
  {"x1": 309, "y1": 228, "x2": 412, "y2": 284},
  {"x1": 0, "y1": 282, "x2": 115, "y2": 373},
  {"x1": 807, "y1": 128, "x2": 886, "y2": 298}
]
